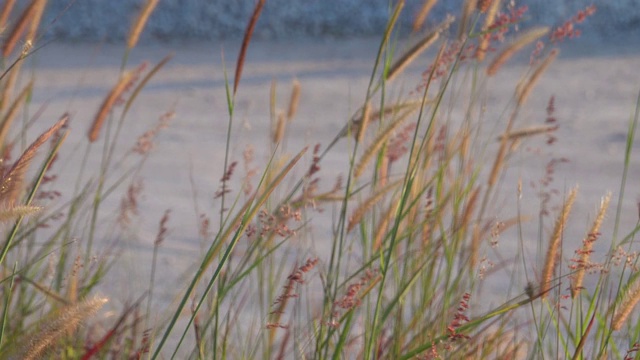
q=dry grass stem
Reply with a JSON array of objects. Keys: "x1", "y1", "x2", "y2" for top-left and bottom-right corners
[
  {"x1": 127, "y1": 0, "x2": 159, "y2": 50},
  {"x1": 487, "y1": 27, "x2": 549, "y2": 76},
  {"x1": 612, "y1": 279, "x2": 640, "y2": 330},
  {"x1": 347, "y1": 180, "x2": 402, "y2": 233},
  {"x1": 286, "y1": 79, "x2": 301, "y2": 121},
  {"x1": 517, "y1": 49, "x2": 559, "y2": 106},
  {"x1": 16, "y1": 297, "x2": 108, "y2": 360},
  {"x1": 540, "y1": 187, "x2": 578, "y2": 298},
  {"x1": 0, "y1": 80, "x2": 33, "y2": 147},
  {"x1": 412, "y1": 0, "x2": 437, "y2": 32},
  {"x1": 88, "y1": 71, "x2": 136, "y2": 142},
  {"x1": 571, "y1": 192, "x2": 610, "y2": 298},
  {"x1": 234, "y1": 0, "x2": 265, "y2": 96},
  {"x1": 497, "y1": 125, "x2": 558, "y2": 141},
  {"x1": 0, "y1": 116, "x2": 67, "y2": 206},
  {"x1": 353, "y1": 108, "x2": 417, "y2": 178},
  {"x1": 457, "y1": 0, "x2": 477, "y2": 40}
]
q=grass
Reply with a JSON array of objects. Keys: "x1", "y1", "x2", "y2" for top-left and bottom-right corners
[{"x1": 0, "y1": 0, "x2": 639, "y2": 359}]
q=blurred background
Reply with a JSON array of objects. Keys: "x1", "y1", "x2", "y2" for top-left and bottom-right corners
[{"x1": 35, "y1": 0, "x2": 640, "y2": 42}]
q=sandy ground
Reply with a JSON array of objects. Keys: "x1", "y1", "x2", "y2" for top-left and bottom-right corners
[{"x1": 19, "y1": 36, "x2": 640, "y2": 353}]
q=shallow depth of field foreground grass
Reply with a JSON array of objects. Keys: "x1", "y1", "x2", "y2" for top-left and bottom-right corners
[{"x1": 0, "y1": 0, "x2": 639, "y2": 359}]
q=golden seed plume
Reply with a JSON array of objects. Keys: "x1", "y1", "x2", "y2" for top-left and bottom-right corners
[
  {"x1": 458, "y1": 0, "x2": 477, "y2": 40},
  {"x1": 380, "y1": 1, "x2": 405, "y2": 54},
  {"x1": 487, "y1": 27, "x2": 549, "y2": 76},
  {"x1": 353, "y1": 108, "x2": 417, "y2": 178},
  {"x1": 0, "y1": 0, "x2": 16, "y2": 34},
  {"x1": 373, "y1": 197, "x2": 399, "y2": 251},
  {"x1": 0, "y1": 56, "x2": 23, "y2": 112},
  {"x1": 127, "y1": 0, "x2": 159, "y2": 50},
  {"x1": 571, "y1": 193, "x2": 610, "y2": 298},
  {"x1": 344, "y1": 100, "x2": 424, "y2": 139},
  {"x1": 272, "y1": 111, "x2": 286, "y2": 144},
  {"x1": 469, "y1": 223, "x2": 481, "y2": 269},
  {"x1": 234, "y1": 0, "x2": 266, "y2": 96},
  {"x1": 378, "y1": 156, "x2": 388, "y2": 186},
  {"x1": 2, "y1": 0, "x2": 42, "y2": 57},
  {"x1": 0, "y1": 205, "x2": 42, "y2": 222},
  {"x1": 387, "y1": 15, "x2": 452, "y2": 81},
  {"x1": 0, "y1": 116, "x2": 67, "y2": 206},
  {"x1": 88, "y1": 71, "x2": 135, "y2": 142},
  {"x1": 497, "y1": 124, "x2": 558, "y2": 142},
  {"x1": 517, "y1": 49, "x2": 559, "y2": 106},
  {"x1": 540, "y1": 187, "x2": 578, "y2": 299},
  {"x1": 17, "y1": 297, "x2": 108, "y2": 360},
  {"x1": 0, "y1": 81, "x2": 33, "y2": 148},
  {"x1": 286, "y1": 79, "x2": 301, "y2": 121},
  {"x1": 476, "y1": 0, "x2": 502, "y2": 62},
  {"x1": 347, "y1": 180, "x2": 402, "y2": 233},
  {"x1": 387, "y1": 31, "x2": 439, "y2": 82},
  {"x1": 477, "y1": 0, "x2": 493, "y2": 13},
  {"x1": 487, "y1": 133, "x2": 507, "y2": 187},
  {"x1": 25, "y1": 0, "x2": 46, "y2": 44},
  {"x1": 612, "y1": 278, "x2": 640, "y2": 331},
  {"x1": 357, "y1": 101, "x2": 371, "y2": 143},
  {"x1": 269, "y1": 78, "x2": 277, "y2": 120},
  {"x1": 488, "y1": 107, "x2": 519, "y2": 188},
  {"x1": 412, "y1": 0, "x2": 437, "y2": 32},
  {"x1": 458, "y1": 187, "x2": 480, "y2": 232}
]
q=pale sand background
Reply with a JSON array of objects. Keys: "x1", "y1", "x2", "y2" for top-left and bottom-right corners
[{"x1": 19, "y1": 37, "x2": 640, "y2": 352}]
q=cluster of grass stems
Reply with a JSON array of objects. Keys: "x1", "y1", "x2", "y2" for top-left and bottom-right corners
[{"x1": 0, "y1": 0, "x2": 638, "y2": 359}]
